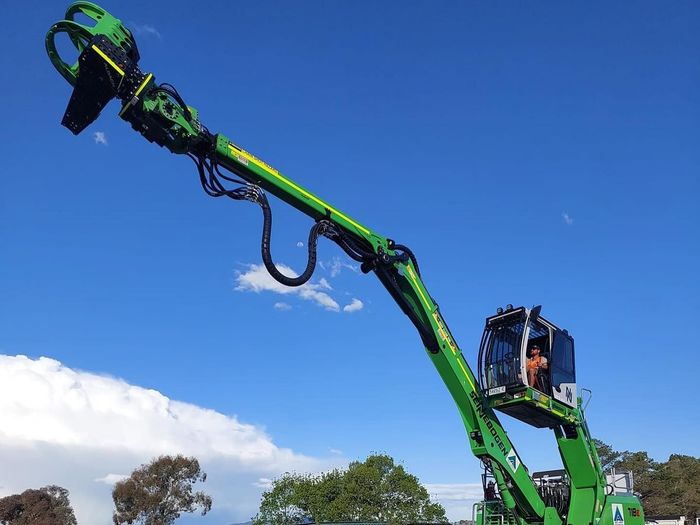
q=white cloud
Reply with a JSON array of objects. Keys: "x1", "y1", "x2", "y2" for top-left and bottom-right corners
[
  {"x1": 342, "y1": 298, "x2": 364, "y2": 313},
  {"x1": 252, "y1": 477, "x2": 273, "y2": 489},
  {"x1": 329, "y1": 448, "x2": 343, "y2": 456},
  {"x1": 424, "y1": 482, "x2": 483, "y2": 501},
  {"x1": 325, "y1": 256, "x2": 359, "y2": 278},
  {"x1": 562, "y1": 212, "x2": 574, "y2": 225},
  {"x1": 0, "y1": 355, "x2": 341, "y2": 525},
  {"x1": 129, "y1": 23, "x2": 162, "y2": 39},
  {"x1": 93, "y1": 474, "x2": 127, "y2": 485},
  {"x1": 235, "y1": 264, "x2": 365, "y2": 314},
  {"x1": 424, "y1": 483, "x2": 483, "y2": 521},
  {"x1": 235, "y1": 263, "x2": 340, "y2": 311},
  {"x1": 296, "y1": 241, "x2": 304, "y2": 248},
  {"x1": 93, "y1": 131, "x2": 108, "y2": 146}
]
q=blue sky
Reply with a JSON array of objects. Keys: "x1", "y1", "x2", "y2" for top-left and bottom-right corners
[{"x1": 1, "y1": 1, "x2": 699, "y2": 523}]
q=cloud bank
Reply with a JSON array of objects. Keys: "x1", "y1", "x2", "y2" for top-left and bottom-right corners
[
  {"x1": 0, "y1": 355, "x2": 336, "y2": 524},
  {"x1": 0, "y1": 355, "x2": 473, "y2": 522},
  {"x1": 424, "y1": 482, "x2": 484, "y2": 520}
]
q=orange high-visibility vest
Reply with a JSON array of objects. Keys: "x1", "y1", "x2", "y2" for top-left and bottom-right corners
[{"x1": 527, "y1": 355, "x2": 544, "y2": 370}]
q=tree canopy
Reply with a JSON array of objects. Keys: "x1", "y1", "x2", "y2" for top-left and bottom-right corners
[
  {"x1": 112, "y1": 455, "x2": 212, "y2": 525},
  {"x1": 0, "y1": 485, "x2": 77, "y2": 525},
  {"x1": 253, "y1": 454, "x2": 447, "y2": 525},
  {"x1": 595, "y1": 439, "x2": 700, "y2": 521}
]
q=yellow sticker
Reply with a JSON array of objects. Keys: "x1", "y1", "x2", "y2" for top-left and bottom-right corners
[
  {"x1": 227, "y1": 143, "x2": 370, "y2": 235},
  {"x1": 432, "y1": 311, "x2": 457, "y2": 355}
]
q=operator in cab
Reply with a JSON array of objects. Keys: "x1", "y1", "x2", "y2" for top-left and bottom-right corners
[
  {"x1": 527, "y1": 344, "x2": 548, "y2": 389},
  {"x1": 485, "y1": 481, "x2": 497, "y2": 501}
]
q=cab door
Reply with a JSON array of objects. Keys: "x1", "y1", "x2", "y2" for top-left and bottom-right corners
[{"x1": 550, "y1": 330, "x2": 577, "y2": 408}]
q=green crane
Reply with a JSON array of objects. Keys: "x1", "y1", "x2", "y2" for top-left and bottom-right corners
[{"x1": 45, "y1": 4, "x2": 645, "y2": 525}]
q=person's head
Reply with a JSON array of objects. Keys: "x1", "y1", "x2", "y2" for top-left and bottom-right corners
[
  {"x1": 488, "y1": 481, "x2": 495, "y2": 487},
  {"x1": 531, "y1": 344, "x2": 540, "y2": 356}
]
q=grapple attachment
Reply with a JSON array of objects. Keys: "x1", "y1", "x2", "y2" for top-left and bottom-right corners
[
  {"x1": 45, "y1": 2, "x2": 141, "y2": 134},
  {"x1": 46, "y1": 2, "x2": 139, "y2": 86}
]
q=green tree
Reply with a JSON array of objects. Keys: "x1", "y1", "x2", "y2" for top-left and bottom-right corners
[
  {"x1": 615, "y1": 450, "x2": 659, "y2": 509},
  {"x1": 646, "y1": 454, "x2": 700, "y2": 520},
  {"x1": 595, "y1": 439, "x2": 700, "y2": 520},
  {"x1": 0, "y1": 485, "x2": 77, "y2": 525},
  {"x1": 112, "y1": 455, "x2": 212, "y2": 525},
  {"x1": 592, "y1": 439, "x2": 622, "y2": 472},
  {"x1": 253, "y1": 473, "x2": 309, "y2": 525},
  {"x1": 252, "y1": 454, "x2": 447, "y2": 525}
]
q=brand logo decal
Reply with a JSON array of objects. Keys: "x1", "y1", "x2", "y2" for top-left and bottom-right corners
[
  {"x1": 612, "y1": 503, "x2": 625, "y2": 525},
  {"x1": 506, "y1": 450, "x2": 520, "y2": 472},
  {"x1": 469, "y1": 391, "x2": 508, "y2": 457}
]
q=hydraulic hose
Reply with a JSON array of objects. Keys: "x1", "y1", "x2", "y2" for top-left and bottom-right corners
[
  {"x1": 392, "y1": 243, "x2": 420, "y2": 277},
  {"x1": 258, "y1": 193, "x2": 329, "y2": 287}
]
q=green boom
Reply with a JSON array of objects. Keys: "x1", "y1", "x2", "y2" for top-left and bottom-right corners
[{"x1": 45, "y1": 4, "x2": 644, "y2": 525}]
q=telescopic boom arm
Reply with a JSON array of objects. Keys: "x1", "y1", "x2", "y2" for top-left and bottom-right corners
[{"x1": 46, "y1": 3, "x2": 559, "y2": 523}]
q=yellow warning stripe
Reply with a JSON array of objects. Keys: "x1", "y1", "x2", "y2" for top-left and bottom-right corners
[
  {"x1": 91, "y1": 44, "x2": 124, "y2": 76},
  {"x1": 406, "y1": 265, "x2": 432, "y2": 311},
  {"x1": 227, "y1": 143, "x2": 369, "y2": 235},
  {"x1": 430, "y1": 310, "x2": 475, "y2": 389},
  {"x1": 456, "y1": 356, "x2": 476, "y2": 390},
  {"x1": 134, "y1": 73, "x2": 153, "y2": 97},
  {"x1": 119, "y1": 73, "x2": 153, "y2": 117}
]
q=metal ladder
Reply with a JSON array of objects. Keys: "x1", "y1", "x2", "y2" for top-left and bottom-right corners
[{"x1": 473, "y1": 501, "x2": 519, "y2": 525}]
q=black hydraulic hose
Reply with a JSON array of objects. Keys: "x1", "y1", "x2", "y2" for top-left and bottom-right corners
[
  {"x1": 393, "y1": 243, "x2": 420, "y2": 277},
  {"x1": 192, "y1": 153, "x2": 422, "y2": 295},
  {"x1": 258, "y1": 193, "x2": 328, "y2": 287},
  {"x1": 157, "y1": 83, "x2": 192, "y2": 121},
  {"x1": 335, "y1": 238, "x2": 366, "y2": 262},
  {"x1": 375, "y1": 265, "x2": 439, "y2": 353},
  {"x1": 335, "y1": 232, "x2": 375, "y2": 263},
  {"x1": 192, "y1": 153, "x2": 336, "y2": 288}
]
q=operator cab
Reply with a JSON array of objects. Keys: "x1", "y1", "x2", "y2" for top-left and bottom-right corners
[{"x1": 478, "y1": 306, "x2": 577, "y2": 427}]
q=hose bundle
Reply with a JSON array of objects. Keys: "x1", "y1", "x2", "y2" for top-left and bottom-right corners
[{"x1": 188, "y1": 147, "x2": 382, "y2": 287}]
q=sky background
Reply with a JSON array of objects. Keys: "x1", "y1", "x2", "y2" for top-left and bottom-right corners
[{"x1": 1, "y1": 1, "x2": 699, "y2": 524}]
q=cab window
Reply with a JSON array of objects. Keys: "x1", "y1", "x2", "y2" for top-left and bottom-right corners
[
  {"x1": 483, "y1": 320, "x2": 525, "y2": 389},
  {"x1": 551, "y1": 333, "x2": 575, "y2": 388}
]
